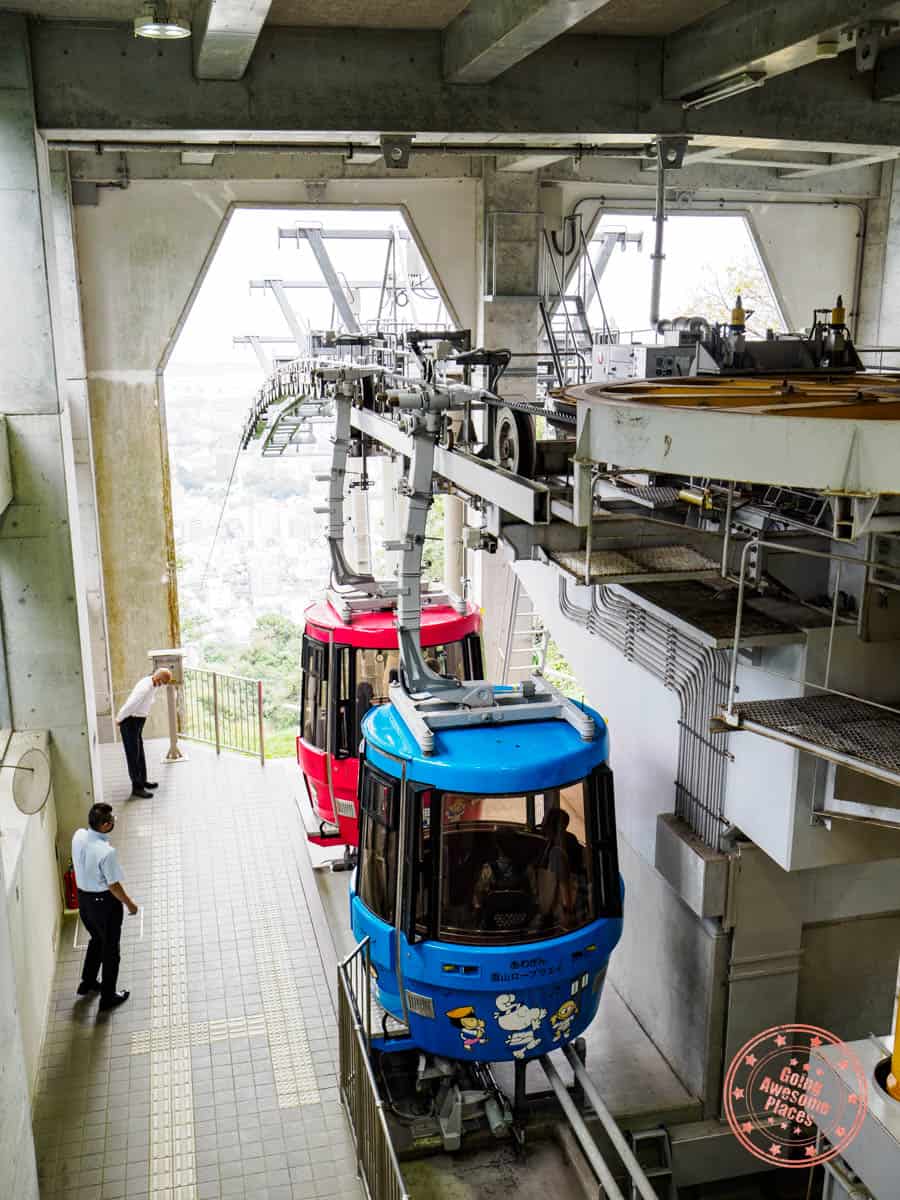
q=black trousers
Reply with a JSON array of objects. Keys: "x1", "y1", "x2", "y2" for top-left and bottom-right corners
[
  {"x1": 120, "y1": 715, "x2": 147, "y2": 789},
  {"x1": 78, "y1": 889, "x2": 123, "y2": 1000}
]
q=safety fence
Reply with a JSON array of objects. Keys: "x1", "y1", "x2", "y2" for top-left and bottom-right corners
[
  {"x1": 338, "y1": 938, "x2": 409, "y2": 1200},
  {"x1": 180, "y1": 667, "x2": 265, "y2": 764}
]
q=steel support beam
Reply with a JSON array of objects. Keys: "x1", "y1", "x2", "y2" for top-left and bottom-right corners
[
  {"x1": 267, "y1": 280, "x2": 310, "y2": 351},
  {"x1": 350, "y1": 407, "x2": 549, "y2": 526},
  {"x1": 443, "y1": 0, "x2": 614, "y2": 84},
  {"x1": 663, "y1": 0, "x2": 877, "y2": 100},
  {"x1": 29, "y1": 23, "x2": 900, "y2": 151},
  {"x1": 303, "y1": 229, "x2": 361, "y2": 334},
  {"x1": 193, "y1": 0, "x2": 272, "y2": 81}
]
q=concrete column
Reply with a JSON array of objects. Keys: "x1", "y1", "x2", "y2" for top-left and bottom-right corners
[
  {"x1": 473, "y1": 541, "x2": 516, "y2": 680},
  {"x1": 0, "y1": 14, "x2": 98, "y2": 840},
  {"x1": 348, "y1": 461, "x2": 372, "y2": 575},
  {"x1": 479, "y1": 162, "x2": 541, "y2": 403},
  {"x1": 47, "y1": 154, "x2": 116, "y2": 743},
  {"x1": 443, "y1": 493, "x2": 465, "y2": 599},
  {"x1": 380, "y1": 454, "x2": 402, "y2": 580},
  {"x1": 75, "y1": 186, "x2": 221, "y2": 737},
  {"x1": 857, "y1": 161, "x2": 900, "y2": 365}
]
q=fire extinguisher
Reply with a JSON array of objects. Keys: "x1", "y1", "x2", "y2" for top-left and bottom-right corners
[{"x1": 63, "y1": 863, "x2": 78, "y2": 911}]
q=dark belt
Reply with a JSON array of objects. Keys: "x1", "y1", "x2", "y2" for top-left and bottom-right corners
[{"x1": 78, "y1": 887, "x2": 112, "y2": 898}]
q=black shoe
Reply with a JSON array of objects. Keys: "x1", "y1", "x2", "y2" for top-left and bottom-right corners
[
  {"x1": 144, "y1": 781, "x2": 159, "y2": 789},
  {"x1": 77, "y1": 981, "x2": 101, "y2": 996},
  {"x1": 98, "y1": 990, "x2": 130, "y2": 1011},
  {"x1": 130, "y1": 788, "x2": 153, "y2": 799}
]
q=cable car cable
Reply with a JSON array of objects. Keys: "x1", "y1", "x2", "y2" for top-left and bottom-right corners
[{"x1": 201, "y1": 435, "x2": 243, "y2": 587}]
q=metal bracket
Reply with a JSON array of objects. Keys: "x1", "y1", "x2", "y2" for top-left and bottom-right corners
[
  {"x1": 381, "y1": 134, "x2": 413, "y2": 169},
  {"x1": 855, "y1": 22, "x2": 897, "y2": 72},
  {"x1": 656, "y1": 136, "x2": 689, "y2": 170}
]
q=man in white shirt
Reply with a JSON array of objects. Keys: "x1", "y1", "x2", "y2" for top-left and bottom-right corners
[
  {"x1": 116, "y1": 668, "x2": 172, "y2": 798},
  {"x1": 72, "y1": 802, "x2": 139, "y2": 1010}
]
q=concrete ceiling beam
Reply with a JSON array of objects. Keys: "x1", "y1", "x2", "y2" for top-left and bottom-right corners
[
  {"x1": 27, "y1": 23, "x2": 900, "y2": 152},
  {"x1": 777, "y1": 151, "x2": 900, "y2": 178},
  {"x1": 663, "y1": 0, "x2": 883, "y2": 100},
  {"x1": 443, "y1": 0, "x2": 615, "y2": 84},
  {"x1": 193, "y1": 0, "x2": 272, "y2": 81},
  {"x1": 65, "y1": 147, "x2": 883, "y2": 200},
  {"x1": 500, "y1": 153, "x2": 573, "y2": 171}
]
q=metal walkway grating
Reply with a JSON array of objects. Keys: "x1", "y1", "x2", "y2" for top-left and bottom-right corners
[
  {"x1": 553, "y1": 544, "x2": 719, "y2": 584},
  {"x1": 623, "y1": 580, "x2": 803, "y2": 649},
  {"x1": 728, "y1": 694, "x2": 900, "y2": 782}
]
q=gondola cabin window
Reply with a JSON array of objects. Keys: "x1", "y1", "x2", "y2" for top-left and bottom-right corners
[
  {"x1": 429, "y1": 769, "x2": 619, "y2": 944},
  {"x1": 300, "y1": 636, "x2": 328, "y2": 749},
  {"x1": 357, "y1": 767, "x2": 399, "y2": 922}
]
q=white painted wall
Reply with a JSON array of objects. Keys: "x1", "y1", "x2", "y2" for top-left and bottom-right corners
[
  {"x1": 515, "y1": 560, "x2": 680, "y2": 865},
  {"x1": 750, "y1": 203, "x2": 861, "y2": 332}
]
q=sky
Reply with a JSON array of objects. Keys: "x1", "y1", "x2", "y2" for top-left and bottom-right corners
[
  {"x1": 587, "y1": 212, "x2": 780, "y2": 336},
  {"x1": 164, "y1": 205, "x2": 782, "y2": 648},
  {"x1": 168, "y1": 207, "x2": 780, "y2": 370},
  {"x1": 169, "y1": 207, "x2": 450, "y2": 369}
]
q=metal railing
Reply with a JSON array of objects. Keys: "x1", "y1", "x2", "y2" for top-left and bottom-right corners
[
  {"x1": 338, "y1": 939, "x2": 409, "y2": 1200},
  {"x1": 855, "y1": 345, "x2": 900, "y2": 371},
  {"x1": 181, "y1": 667, "x2": 265, "y2": 764}
]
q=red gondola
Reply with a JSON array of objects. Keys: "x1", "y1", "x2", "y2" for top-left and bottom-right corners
[{"x1": 298, "y1": 597, "x2": 482, "y2": 853}]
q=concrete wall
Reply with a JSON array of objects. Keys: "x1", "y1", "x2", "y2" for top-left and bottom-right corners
[
  {"x1": 1, "y1": 731, "x2": 61, "y2": 1093},
  {"x1": 0, "y1": 17, "x2": 70, "y2": 1196},
  {"x1": 0, "y1": 14, "x2": 97, "y2": 845},
  {"x1": 857, "y1": 160, "x2": 899, "y2": 354},
  {"x1": 798, "y1": 913, "x2": 900, "y2": 1041},
  {"x1": 73, "y1": 176, "x2": 480, "y2": 732},
  {"x1": 0, "y1": 849, "x2": 38, "y2": 1200}
]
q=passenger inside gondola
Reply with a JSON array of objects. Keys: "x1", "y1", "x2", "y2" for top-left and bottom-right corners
[
  {"x1": 438, "y1": 786, "x2": 593, "y2": 940},
  {"x1": 533, "y1": 807, "x2": 581, "y2": 930},
  {"x1": 472, "y1": 833, "x2": 535, "y2": 930}
]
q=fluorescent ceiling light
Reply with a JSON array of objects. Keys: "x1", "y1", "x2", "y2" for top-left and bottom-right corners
[
  {"x1": 682, "y1": 72, "x2": 766, "y2": 111},
  {"x1": 134, "y1": 4, "x2": 191, "y2": 39}
]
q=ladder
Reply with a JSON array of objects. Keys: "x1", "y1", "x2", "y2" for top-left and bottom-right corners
[
  {"x1": 552, "y1": 293, "x2": 594, "y2": 352},
  {"x1": 495, "y1": 570, "x2": 538, "y2": 686}
]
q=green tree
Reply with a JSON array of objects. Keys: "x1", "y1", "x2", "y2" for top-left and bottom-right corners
[{"x1": 677, "y1": 251, "x2": 786, "y2": 339}]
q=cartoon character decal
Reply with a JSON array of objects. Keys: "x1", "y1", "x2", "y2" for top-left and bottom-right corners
[
  {"x1": 444, "y1": 796, "x2": 469, "y2": 823},
  {"x1": 550, "y1": 998, "x2": 578, "y2": 1042},
  {"x1": 446, "y1": 1005, "x2": 488, "y2": 1051},
  {"x1": 494, "y1": 993, "x2": 547, "y2": 1058}
]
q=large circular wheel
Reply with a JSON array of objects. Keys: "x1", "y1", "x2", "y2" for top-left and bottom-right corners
[{"x1": 493, "y1": 406, "x2": 536, "y2": 478}]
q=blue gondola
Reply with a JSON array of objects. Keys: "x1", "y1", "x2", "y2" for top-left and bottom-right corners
[{"x1": 350, "y1": 697, "x2": 623, "y2": 1064}]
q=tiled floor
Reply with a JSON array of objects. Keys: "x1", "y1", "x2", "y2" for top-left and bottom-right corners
[{"x1": 33, "y1": 739, "x2": 362, "y2": 1200}]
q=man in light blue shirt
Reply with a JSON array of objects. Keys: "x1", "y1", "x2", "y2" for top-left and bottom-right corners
[{"x1": 72, "y1": 802, "x2": 138, "y2": 1010}]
